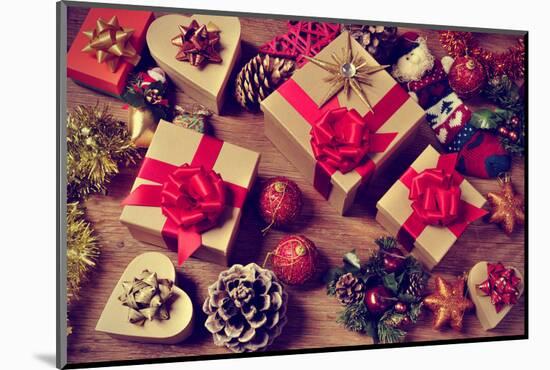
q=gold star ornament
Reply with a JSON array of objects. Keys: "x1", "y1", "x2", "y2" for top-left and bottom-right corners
[
  {"x1": 487, "y1": 173, "x2": 525, "y2": 236},
  {"x1": 303, "y1": 32, "x2": 390, "y2": 111},
  {"x1": 423, "y1": 275, "x2": 474, "y2": 331}
]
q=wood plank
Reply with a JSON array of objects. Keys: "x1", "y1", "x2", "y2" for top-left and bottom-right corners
[{"x1": 65, "y1": 6, "x2": 526, "y2": 365}]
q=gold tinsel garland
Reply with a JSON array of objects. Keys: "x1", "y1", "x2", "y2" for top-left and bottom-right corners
[{"x1": 66, "y1": 104, "x2": 140, "y2": 334}]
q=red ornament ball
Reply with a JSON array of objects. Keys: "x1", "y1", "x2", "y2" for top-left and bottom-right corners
[
  {"x1": 364, "y1": 285, "x2": 394, "y2": 316},
  {"x1": 394, "y1": 301, "x2": 408, "y2": 314},
  {"x1": 258, "y1": 177, "x2": 303, "y2": 233},
  {"x1": 448, "y1": 56, "x2": 486, "y2": 99},
  {"x1": 270, "y1": 235, "x2": 318, "y2": 285},
  {"x1": 382, "y1": 248, "x2": 405, "y2": 273}
]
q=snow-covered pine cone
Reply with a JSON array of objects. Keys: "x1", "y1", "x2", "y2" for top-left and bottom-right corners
[{"x1": 202, "y1": 263, "x2": 288, "y2": 353}]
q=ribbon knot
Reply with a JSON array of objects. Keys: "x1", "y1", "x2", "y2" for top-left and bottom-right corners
[
  {"x1": 311, "y1": 108, "x2": 372, "y2": 174},
  {"x1": 409, "y1": 168, "x2": 462, "y2": 226},
  {"x1": 476, "y1": 262, "x2": 521, "y2": 313},
  {"x1": 161, "y1": 164, "x2": 225, "y2": 233}
]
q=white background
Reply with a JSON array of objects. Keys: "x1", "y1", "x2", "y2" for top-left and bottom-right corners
[{"x1": 1, "y1": 0, "x2": 546, "y2": 368}]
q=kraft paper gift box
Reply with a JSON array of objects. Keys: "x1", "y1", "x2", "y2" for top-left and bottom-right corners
[
  {"x1": 67, "y1": 8, "x2": 154, "y2": 97},
  {"x1": 376, "y1": 145, "x2": 488, "y2": 270},
  {"x1": 260, "y1": 31, "x2": 425, "y2": 215},
  {"x1": 120, "y1": 120, "x2": 260, "y2": 266}
]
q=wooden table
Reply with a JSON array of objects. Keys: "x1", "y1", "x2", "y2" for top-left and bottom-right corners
[{"x1": 65, "y1": 6, "x2": 526, "y2": 366}]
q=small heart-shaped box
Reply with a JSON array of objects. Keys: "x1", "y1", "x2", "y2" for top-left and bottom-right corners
[
  {"x1": 467, "y1": 261, "x2": 524, "y2": 331},
  {"x1": 96, "y1": 252, "x2": 194, "y2": 344},
  {"x1": 146, "y1": 14, "x2": 241, "y2": 114}
]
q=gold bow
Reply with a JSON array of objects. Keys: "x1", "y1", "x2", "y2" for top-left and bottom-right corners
[{"x1": 82, "y1": 16, "x2": 140, "y2": 73}]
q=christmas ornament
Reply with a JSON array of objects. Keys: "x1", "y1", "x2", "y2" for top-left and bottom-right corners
[
  {"x1": 234, "y1": 54, "x2": 295, "y2": 111},
  {"x1": 335, "y1": 272, "x2": 365, "y2": 305},
  {"x1": 118, "y1": 270, "x2": 175, "y2": 325},
  {"x1": 439, "y1": 31, "x2": 525, "y2": 80},
  {"x1": 172, "y1": 104, "x2": 211, "y2": 133},
  {"x1": 258, "y1": 177, "x2": 303, "y2": 233},
  {"x1": 304, "y1": 32, "x2": 389, "y2": 110},
  {"x1": 203, "y1": 263, "x2": 288, "y2": 353},
  {"x1": 423, "y1": 275, "x2": 474, "y2": 331},
  {"x1": 487, "y1": 173, "x2": 525, "y2": 235},
  {"x1": 364, "y1": 286, "x2": 395, "y2": 316},
  {"x1": 122, "y1": 67, "x2": 171, "y2": 148},
  {"x1": 382, "y1": 247, "x2": 405, "y2": 273},
  {"x1": 456, "y1": 131, "x2": 511, "y2": 179},
  {"x1": 324, "y1": 237, "x2": 428, "y2": 343},
  {"x1": 258, "y1": 21, "x2": 341, "y2": 67},
  {"x1": 476, "y1": 262, "x2": 521, "y2": 313},
  {"x1": 171, "y1": 20, "x2": 222, "y2": 67},
  {"x1": 265, "y1": 235, "x2": 318, "y2": 285},
  {"x1": 344, "y1": 24, "x2": 398, "y2": 65},
  {"x1": 81, "y1": 16, "x2": 140, "y2": 73},
  {"x1": 447, "y1": 56, "x2": 486, "y2": 99},
  {"x1": 425, "y1": 92, "x2": 472, "y2": 148}
]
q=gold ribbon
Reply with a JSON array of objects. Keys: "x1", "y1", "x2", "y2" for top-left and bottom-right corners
[{"x1": 82, "y1": 16, "x2": 140, "y2": 73}]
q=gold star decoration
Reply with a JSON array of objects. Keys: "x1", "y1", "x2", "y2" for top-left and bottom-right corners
[
  {"x1": 82, "y1": 16, "x2": 140, "y2": 73},
  {"x1": 423, "y1": 275, "x2": 474, "y2": 331},
  {"x1": 303, "y1": 32, "x2": 390, "y2": 111},
  {"x1": 487, "y1": 173, "x2": 525, "y2": 236}
]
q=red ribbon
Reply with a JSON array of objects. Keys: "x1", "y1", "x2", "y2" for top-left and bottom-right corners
[
  {"x1": 477, "y1": 262, "x2": 521, "y2": 313},
  {"x1": 122, "y1": 135, "x2": 248, "y2": 265},
  {"x1": 397, "y1": 153, "x2": 488, "y2": 251},
  {"x1": 277, "y1": 78, "x2": 406, "y2": 199}
]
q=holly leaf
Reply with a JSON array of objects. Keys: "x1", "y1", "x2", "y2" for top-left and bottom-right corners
[
  {"x1": 343, "y1": 250, "x2": 361, "y2": 272},
  {"x1": 470, "y1": 109, "x2": 500, "y2": 130},
  {"x1": 397, "y1": 292, "x2": 420, "y2": 304},
  {"x1": 408, "y1": 302, "x2": 423, "y2": 322},
  {"x1": 383, "y1": 273, "x2": 399, "y2": 294}
]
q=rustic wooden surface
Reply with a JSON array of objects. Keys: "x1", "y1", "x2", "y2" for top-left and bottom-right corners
[{"x1": 65, "y1": 6, "x2": 526, "y2": 366}]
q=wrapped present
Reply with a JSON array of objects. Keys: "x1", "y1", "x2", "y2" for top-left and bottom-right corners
[
  {"x1": 67, "y1": 8, "x2": 154, "y2": 97},
  {"x1": 376, "y1": 145, "x2": 488, "y2": 270},
  {"x1": 261, "y1": 31, "x2": 425, "y2": 215},
  {"x1": 120, "y1": 120, "x2": 260, "y2": 266},
  {"x1": 146, "y1": 14, "x2": 241, "y2": 114}
]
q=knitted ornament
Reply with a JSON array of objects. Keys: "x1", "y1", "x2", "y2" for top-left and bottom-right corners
[
  {"x1": 447, "y1": 56, "x2": 486, "y2": 99},
  {"x1": 258, "y1": 177, "x2": 303, "y2": 234},
  {"x1": 425, "y1": 92, "x2": 472, "y2": 146},
  {"x1": 446, "y1": 122, "x2": 477, "y2": 153},
  {"x1": 266, "y1": 235, "x2": 318, "y2": 285},
  {"x1": 457, "y1": 131, "x2": 511, "y2": 179}
]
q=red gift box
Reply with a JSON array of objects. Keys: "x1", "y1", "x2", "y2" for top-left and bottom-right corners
[{"x1": 67, "y1": 8, "x2": 154, "y2": 97}]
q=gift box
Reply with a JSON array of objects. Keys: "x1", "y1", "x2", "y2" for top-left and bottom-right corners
[
  {"x1": 376, "y1": 145, "x2": 488, "y2": 270},
  {"x1": 260, "y1": 31, "x2": 425, "y2": 215},
  {"x1": 67, "y1": 8, "x2": 154, "y2": 97},
  {"x1": 120, "y1": 120, "x2": 260, "y2": 266},
  {"x1": 146, "y1": 14, "x2": 241, "y2": 114}
]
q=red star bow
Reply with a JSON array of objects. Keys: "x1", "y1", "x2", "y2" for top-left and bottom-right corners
[
  {"x1": 476, "y1": 262, "x2": 521, "y2": 313},
  {"x1": 171, "y1": 20, "x2": 222, "y2": 67}
]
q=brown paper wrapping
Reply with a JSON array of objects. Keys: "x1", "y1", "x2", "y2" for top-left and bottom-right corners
[
  {"x1": 120, "y1": 120, "x2": 260, "y2": 265},
  {"x1": 146, "y1": 14, "x2": 241, "y2": 114},
  {"x1": 376, "y1": 145, "x2": 486, "y2": 270},
  {"x1": 260, "y1": 31, "x2": 425, "y2": 215},
  {"x1": 467, "y1": 261, "x2": 524, "y2": 330}
]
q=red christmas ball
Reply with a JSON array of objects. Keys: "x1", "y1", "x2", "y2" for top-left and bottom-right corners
[
  {"x1": 382, "y1": 248, "x2": 405, "y2": 273},
  {"x1": 258, "y1": 177, "x2": 303, "y2": 232},
  {"x1": 394, "y1": 301, "x2": 408, "y2": 313},
  {"x1": 364, "y1": 286, "x2": 394, "y2": 316},
  {"x1": 448, "y1": 56, "x2": 486, "y2": 99},
  {"x1": 271, "y1": 235, "x2": 318, "y2": 285}
]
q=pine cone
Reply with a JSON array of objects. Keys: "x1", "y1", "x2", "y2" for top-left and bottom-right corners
[
  {"x1": 344, "y1": 25, "x2": 398, "y2": 65},
  {"x1": 335, "y1": 273, "x2": 364, "y2": 305},
  {"x1": 234, "y1": 53, "x2": 295, "y2": 111},
  {"x1": 404, "y1": 272, "x2": 426, "y2": 297},
  {"x1": 203, "y1": 263, "x2": 288, "y2": 353}
]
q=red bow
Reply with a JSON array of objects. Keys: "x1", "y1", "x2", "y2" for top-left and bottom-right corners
[
  {"x1": 161, "y1": 164, "x2": 225, "y2": 234},
  {"x1": 409, "y1": 168, "x2": 462, "y2": 226},
  {"x1": 477, "y1": 262, "x2": 521, "y2": 313},
  {"x1": 311, "y1": 108, "x2": 372, "y2": 174}
]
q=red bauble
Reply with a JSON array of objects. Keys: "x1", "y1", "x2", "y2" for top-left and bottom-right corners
[
  {"x1": 382, "y1": 248, "x2": 405, "y2": 273},
  {"x1": 258, "y1": 177, "x2": 303, "y2": 233},
  {"x1": 270, "y1": 235, "x2": 318, "y2": 285},
  {"x1": 364, "y1": 286, "x2": 394, "y2": 316},
  {"x1": 394, "y1": 301, "x2": 408, "y2": 314},
  {"x1": 448, "y1": 56, "x2": 486, "y2": 99}
]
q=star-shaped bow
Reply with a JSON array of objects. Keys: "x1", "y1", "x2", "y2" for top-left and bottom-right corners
[{"x1": 171, "y1": 20, "x2": 222, "y2": 67}]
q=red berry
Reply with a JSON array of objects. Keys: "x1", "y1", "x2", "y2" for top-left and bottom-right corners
[
  {"x1": 258, "y1": 177, "x2": 302, "y2": 232},
  {"x1": 394, "y1": 301, "x2": 408, "y2": 313},
  {"x1": 271, "y1": 235, "x2": 318, "y2": 285},
  {"x1": 510, "y1": 116, "x2": 520, "y2": 127},
  {"x1": 364, "y1": 286, "x2": 394, "y2": 316},
  {"x1": 382, "y1": 248, "x2": 405, "y2": 273}
]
